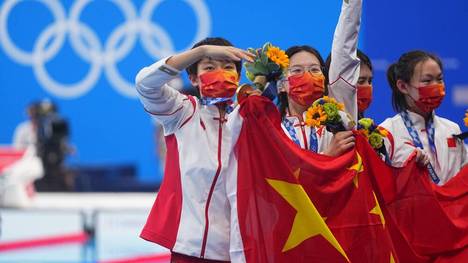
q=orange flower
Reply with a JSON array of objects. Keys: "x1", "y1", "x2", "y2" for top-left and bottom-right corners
[
  {"x1": 305, "y1": 105, "x2": 327, "y2": 128},
  {"x1": 337, "y1": 102, "x2": 345, "y2": 111},
  {"x1": 464, "y1": 111, "x2": 468, "y2": 128},
  {"x1": 266, "y1": 46, "x2": 289, "y2": 69}
]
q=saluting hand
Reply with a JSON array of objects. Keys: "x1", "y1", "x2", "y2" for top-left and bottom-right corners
[{"x1": 200, "y1": 45, "x2": 255, "y2": 62}]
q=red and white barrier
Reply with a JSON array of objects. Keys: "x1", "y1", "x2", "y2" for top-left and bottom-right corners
[{"x1": 0, "y1": 232, "x2": 88, "y2": 252}]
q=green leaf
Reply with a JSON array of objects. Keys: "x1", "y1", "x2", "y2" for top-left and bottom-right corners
[
  {"x1": 261, "y1": 52, "x2": 269, "y2": 65},
  {"x1": 251, "y1": 61, "x2": 268, "y2": 75},
  {"x1": 262, "y1": 42, "x2": 271, "y2": 53},
  {"x1": 245, "y1": 71, "x2": 255, "y2": 82},
  {"x1": 268, "y1": 63, "x2": 280, "y2": 72}
]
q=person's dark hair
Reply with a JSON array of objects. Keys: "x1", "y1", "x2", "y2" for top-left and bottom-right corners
[
  {"x1": 279, "y1": 45, "x2": 326, "y2": 119},
  {"x1": 386, "y1": 50, "x2": 443, "y2": 113},
  {"x1": 324, "y1": 49, "x2": 372, "y2": 74},
  {"x1": 185, "y1": 37, "x2": 242, "y2": 77},
  {"x1": 357, "y1": 49, "x2": 372, "y2": 72},
  {"x1": 27, "y1": 101, "x2": 41, "y2": 121}
]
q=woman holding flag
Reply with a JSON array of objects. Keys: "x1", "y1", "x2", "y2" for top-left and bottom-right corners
[{"x1": 135, "y1": 37, "x2": 255, "y2": 262}]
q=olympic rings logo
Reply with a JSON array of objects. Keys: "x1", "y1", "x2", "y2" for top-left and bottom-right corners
[{"x1": 0, "y1": 0, "x2": 211, "y2": 99}]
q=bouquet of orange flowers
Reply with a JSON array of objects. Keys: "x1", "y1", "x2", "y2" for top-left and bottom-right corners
[
  {"x1": 237, "y1": 43, "x2": 289, "y2": 103},
  {"x1": 244, "y1": 42, "x2": 289, "y2": 89},
  {"x1": 304, "y1": 96, "x2": 354, "y2": 133}
]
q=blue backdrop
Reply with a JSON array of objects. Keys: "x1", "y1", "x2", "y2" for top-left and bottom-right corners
[{"x1": 1, "y1": 0, "x2": 467, "y2": 183}]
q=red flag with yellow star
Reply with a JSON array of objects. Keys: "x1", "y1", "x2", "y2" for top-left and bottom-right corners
[
  {"x1": 234, "y1": 96, "x2": 468, "y2": 263},
  {"x1": 369, "y1": 155, "x2": 468, "y2": 262},
  {"x1": 235, "y1": 96, "x2": 396, "y2": 262}
]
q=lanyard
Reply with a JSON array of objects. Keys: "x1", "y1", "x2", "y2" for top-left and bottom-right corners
[
  {"x1": 400, "y1": 110, "x2": 440, "y2": 184},
  {"x1": 200, "y1": 97, "x2": 231, "y2": 106},
  {"x1": 283, "y1": 118, "x2": 318, "y2": 152},
  {"x1": 200, "y1": 97, "x2": 234, "y2": 114}
]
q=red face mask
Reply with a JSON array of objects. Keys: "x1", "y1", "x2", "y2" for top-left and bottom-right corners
[
  {"x1": 413, "y1": 83, "x2": 445, "y2": 113},
  {"x1": 287, "y1": 72, "x2": 325, "y2": 106},
  {"x1": 199, "y1": 70, "x2": 239, "y2": 98},
  {"x1": 357, "y1": 85, "x2": 373, "y2": 113}
]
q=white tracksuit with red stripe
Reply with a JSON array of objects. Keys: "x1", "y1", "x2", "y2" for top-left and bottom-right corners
[
  {"x1": 328, "y1": 0, "x2": 361, "y2": 124},
  {"x1": 380, "y1": 111, "x2": 468, "y2": 185},
  {"x1": 135, "y1": 58, "x2": 244, "y2": 261},
  {"x1": 280, "y1": 0, "x2": 363, "y2": 153},
  {"x1": 281, "y1": 0, "x2": 361, "y2": 153}
]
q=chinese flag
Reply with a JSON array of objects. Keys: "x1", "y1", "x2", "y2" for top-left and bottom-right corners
[
  {"x1": 370, "y1": 153, "x2": 468, "y2": 262},
  {"x1": 235, "y1": 96, "x2": 396, "y2": 262},
  {"x1": 234, "y1": 96, "x2": 468, "y2": 263}
]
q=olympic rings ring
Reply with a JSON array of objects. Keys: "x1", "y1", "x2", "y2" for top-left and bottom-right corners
[{"x1": 0, "y1": 0, "x2": 211, "y2": 98}]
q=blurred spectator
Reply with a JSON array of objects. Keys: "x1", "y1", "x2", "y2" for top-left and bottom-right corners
[
  {"x1": 1, "y1": 102, "x2": 44, "y2": 207},
  {"x1": 13, "y1": 102, "x2": 39, "y2": 150}
]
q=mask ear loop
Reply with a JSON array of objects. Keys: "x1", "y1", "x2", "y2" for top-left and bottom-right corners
[{"x1": 403, "y1": 82, "x2": 424, "y2": 111}]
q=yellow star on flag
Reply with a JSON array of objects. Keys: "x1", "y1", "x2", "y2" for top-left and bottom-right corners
[
  {"x1": 369, "y1": 191, "x2": 386, "y2": 228},
  {"x1": 266, "y1": 174, "x2": 349, "y2": 262},
  {"x1": 390, "y1": 252, "x2": 396, "y2": 263},
  {"x1": 348, "y1": 151, "x2": 364, "y2": 188}
]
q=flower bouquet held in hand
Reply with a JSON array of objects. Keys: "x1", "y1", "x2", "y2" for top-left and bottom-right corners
[
  {"x1": 237, "y1": 43, "x2": 289, "y2": 103},
  {"x1": 304, "y1": 96, "x2": 355, "y2": 133},
  {"x1": 454, "y1": 110, "x2": 468, "y2": 141},
  {"x1": 356, "y1": 118, "x2": 390, "y2": 161}
]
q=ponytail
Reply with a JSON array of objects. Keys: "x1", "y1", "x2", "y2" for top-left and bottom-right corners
[{"x1": 386, "y1": 63, "x2": 408, "y2": 113}]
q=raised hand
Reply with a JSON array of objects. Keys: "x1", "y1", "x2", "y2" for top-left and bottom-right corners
[
  {"x1": 201, "y1": 45, "x2": 254, "y2": 62},
  {"x1": 167, "y1": 45, "x2": 254, "y2": 71}
]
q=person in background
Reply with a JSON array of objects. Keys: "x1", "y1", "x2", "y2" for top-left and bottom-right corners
[
  {"x1": 326, "y1": 49, "x2": 374, "y2": 120},
  {"x1": 1, "y1": 102, "x2": 43, "y2": 207},
  {"x1": 13, "y1": 102, "x2": 40, "y2": 150}
]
